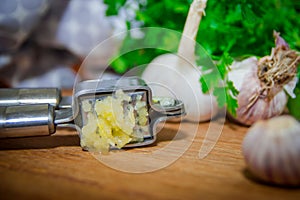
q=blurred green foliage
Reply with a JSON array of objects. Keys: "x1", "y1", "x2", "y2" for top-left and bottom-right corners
[
  {"x1": 104, "y1": 0, "x2": 300, "y2": 73},
  {"x1": 104, "y1": 0, "x2": 300, "y2": 118}
]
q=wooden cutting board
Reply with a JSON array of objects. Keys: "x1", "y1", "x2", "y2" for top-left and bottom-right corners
[{"x1": 0, "y1": 117, "x2": 299, "y2": 200}]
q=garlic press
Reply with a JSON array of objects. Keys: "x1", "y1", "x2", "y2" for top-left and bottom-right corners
[{"x1": 0, "y1": 77, "x2": 185, "y2": 148}]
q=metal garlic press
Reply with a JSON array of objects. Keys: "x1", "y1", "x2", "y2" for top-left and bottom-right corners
[{"x1": 0, "y1": 77, "x2": 185, "y2": 148}]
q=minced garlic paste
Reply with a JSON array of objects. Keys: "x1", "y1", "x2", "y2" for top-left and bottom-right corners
[{"x1": 80, "y1": 90, "x2": 149, "y2": 153}]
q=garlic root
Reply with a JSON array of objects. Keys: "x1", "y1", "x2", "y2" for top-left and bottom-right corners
[{"x1": 228, "y1": 31, "x2": 300, "y2": 126}]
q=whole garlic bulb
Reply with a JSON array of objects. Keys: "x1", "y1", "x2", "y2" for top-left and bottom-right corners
[
  {"x1": 142, "y1": 0, "x2": 218, "y2": 122},
  {"x1": 242, "y1": 115, "x2": 300, "y2": 186},
  {"x1": 228, "y1": 31, "x2": 299, "y2": 126}
]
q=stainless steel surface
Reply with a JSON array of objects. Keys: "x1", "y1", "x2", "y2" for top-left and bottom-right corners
[
  {"x1": 74, "y1": 77, "x2": 147, "y2": 96},
  {"x1": 0, "y1": 104, "x2": 55, "y2": 138},
  {"x1": 0, "y1": 77, "x2": 186, "y2": 148},
  {"x1": 125, "y1": 98, "x2": 185, "y2": 148},
  {"x1": 59, "y1": 96, "x2": 73, "y2": 109},
  {"x1": 74, "y1": 77, "x2": 185, "y2": 147},
  {"x1": 55, "y1": 107, "x2": 73, "y2": 124},
  {"x1": 0, "y1": 88, "x2": 61, "y2": 107}
]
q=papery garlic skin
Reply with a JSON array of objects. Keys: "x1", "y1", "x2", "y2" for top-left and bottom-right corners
[
  {"x1": 228, "y1": 57, "x2": 257, "y2": 91},
  {"x1": 228, "y1": 57, "x2": 288, "y2": 125},
  {"x1": 242, "y1": 115, "x2": 300, "y2": 186},
  {"x1": 227, "y1": 32, "x2": 299, "y2": 126},
  {"x1": 142, "y1": 53, "x2": 218, "y2": 122}
]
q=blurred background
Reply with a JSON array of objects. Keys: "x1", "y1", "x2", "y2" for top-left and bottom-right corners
[
  {"x1": 0, "y1": 0, "x2": 299, "y2": 88},
  {"x1": 0, "y1": 0, "x2": 129, "y2": 88}
]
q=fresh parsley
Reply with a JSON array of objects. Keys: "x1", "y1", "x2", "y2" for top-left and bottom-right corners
[
  {"x1": 104, "y1": 0, "x2": 300, "y2": 116},
  {"x1": 200, "y1": 52, "x2": 239, "y2": 116}
]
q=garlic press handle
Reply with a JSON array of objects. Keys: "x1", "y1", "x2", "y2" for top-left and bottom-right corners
[
  {"x1": 0, "y1": 88, "x2": 61, "y2": 107},
  {"x1": 0, "y1": 104, "x2": 56, "y2": 138},
  {"x1": 150, "y1": 98, "x2": 186, "y2": 122}
]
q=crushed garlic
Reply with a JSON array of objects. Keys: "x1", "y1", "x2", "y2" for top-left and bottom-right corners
[{"x1": 80, "y1": 90, "x2": 149, "y2": 153}]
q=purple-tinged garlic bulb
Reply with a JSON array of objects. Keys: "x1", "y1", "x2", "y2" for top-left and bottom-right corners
[
  {"x1": 242, "y1": 115, "x2": 300, "y2": 186},
  {"x1": 228, "y1": 31, "x2": 300, "y2": 126}
]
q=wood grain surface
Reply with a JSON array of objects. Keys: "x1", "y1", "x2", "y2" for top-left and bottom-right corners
[{"x1": 0, "y1": 117, "x2": 299, "y2": 200}]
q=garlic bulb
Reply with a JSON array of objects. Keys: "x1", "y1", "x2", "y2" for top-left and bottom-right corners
[
  {"x1": 242, "y1": 115, "x2": 300, "y2": 186},
  {"x1": 142, "y1": 0, "x2": 218, "y2": 122},
  {"x1": 228, "y1": 31, "x2": 300, "y2": 126}
]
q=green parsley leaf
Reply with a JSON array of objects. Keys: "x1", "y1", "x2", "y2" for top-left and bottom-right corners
[
  {"x1": 199, "y1": 72, "x2": 220, "y2": 94},
  {"x1": 199, "y1": 76, "x2": 209, "y2": 94},
  {"x1": 226, "y1": 87, "x2": 239, "y2": 117},
  {"x1": 213, "y1": 87, "x2": 226, "y2": 108},
  {"x1": 227, "y1": 80, "x2": 239, "y2": 96},
  {"x1": 200, "y1": 52, "x2": 239, "y2": 116},
  {"x1": 218, "y1": 52, "x2": 234, "y2": 79}
]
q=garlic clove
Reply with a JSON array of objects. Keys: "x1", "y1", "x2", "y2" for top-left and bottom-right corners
[
  {"x1": 242, "y1": 115, "x2": 300, "y2": 186},
  {"x1": 249, "y1": 124, "x2": 271, "y2": 182}
]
